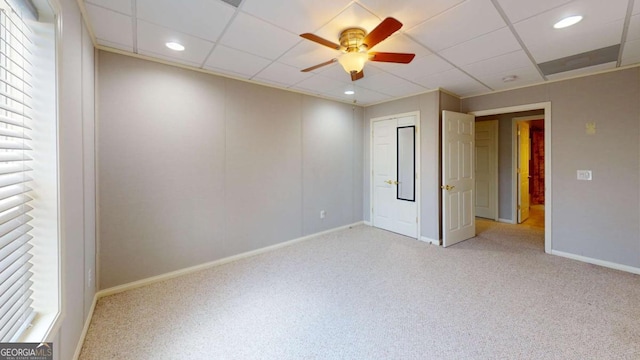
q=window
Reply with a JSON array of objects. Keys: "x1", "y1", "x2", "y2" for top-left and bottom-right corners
[{"x1": 0, "y1": 0, "x2": 58, "y2": 342}]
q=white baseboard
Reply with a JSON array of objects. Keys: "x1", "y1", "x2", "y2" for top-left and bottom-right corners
[
  {"x1": 498, "y1": 218, "x2": 516, "y2": 224},
  {"x1": 364, "y1": 221, "x2": 372, "y2": 226},
  {"x1": 551, "y1": 250, "x2": 640, "y2": 275},
  {"x1": 420, "y1": 236, "x2": 440, "y2": 245},
  {"x1": 72, "y1": 294, "x2": 98, "y2": 360},
  {"x1": 97, "y1": 221, "x2": 364, "y2": 298}
]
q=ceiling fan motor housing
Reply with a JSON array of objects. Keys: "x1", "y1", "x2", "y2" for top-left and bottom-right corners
[{"x1": 340, "y1": 28, "x2": 367, "y2": 52}]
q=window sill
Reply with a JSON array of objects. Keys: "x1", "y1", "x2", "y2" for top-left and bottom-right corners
[{"x1": 19, "y1": 311, "x2": 62, "y2": 343}]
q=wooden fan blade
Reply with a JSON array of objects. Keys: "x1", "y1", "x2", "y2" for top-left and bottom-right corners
[
  {"x1": 300, "y1": 33, "x2": 341, "y2": 50},
  {"x1": 301, "y1": 58, "x2": 337, "y2": 72},
  {"x1": 351, "y1": 70, "x2": 364, "y2": 81},
  {"x1": 369, "y1": 52, "x2": 415, "y2": 64},
  {"x1": 362, "y1": 17, "x2": 403, "y2": 50}
]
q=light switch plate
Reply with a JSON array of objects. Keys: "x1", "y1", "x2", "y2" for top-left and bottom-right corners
[{"x1": 577, "y1": 170, "x2": 592, "y2": 180}]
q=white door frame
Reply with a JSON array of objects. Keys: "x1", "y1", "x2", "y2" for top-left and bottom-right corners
[
  {"x1": 369, "y1": 111, "x2": 421, "y2": 239},
  {"x1": 469, "y1": 102, "x2": 552, "y2": 254},
  {"x1": 512, "y1": 115, "x2": 542, "y2": 224}
]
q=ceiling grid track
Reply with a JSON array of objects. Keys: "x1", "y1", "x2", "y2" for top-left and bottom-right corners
[
  {"x1": 131, "y1": 0, "x2": 137, "y2": 53},
  {"x1": 490, "y1": 0, "x2": 547, "y2": 81},
  {"x1": 198, "y1": 0, "x2": 247, "y2": 69},
  {"x1": 403, "y1": 32, "x2": 495, "y2": 93},
  {"x1": 617, "y1": 0, "x2": 635, "y2": 67}
]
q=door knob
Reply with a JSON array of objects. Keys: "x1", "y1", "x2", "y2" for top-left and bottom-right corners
[
  {"x1": 384, "y1": 180, "x2": 393, "y2": 185},
  {"x1": 393, "y1": 180, "x2": 400, "y2": 185},
  {"x1": 441, "y1": 184, "x2": 455, "y2": 191}
]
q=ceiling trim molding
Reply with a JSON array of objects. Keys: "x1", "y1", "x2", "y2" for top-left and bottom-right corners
[
  {"x1": 95, "y1": 44, "x2": 366, "y2": 107},
  {"x1": 459, "y1": 63, "x2": 640, "y2": 100},
  {"x1": 362, "y1": 88, "x2": 443, "y2": 108}
]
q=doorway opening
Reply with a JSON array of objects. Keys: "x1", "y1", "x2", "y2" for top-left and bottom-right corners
[
  {"x1": 470, "y1": 102, "x2": 551, "y2": 253},
  {"x1": 514, "y1": 115, "x2": 545, "y2": 230}
]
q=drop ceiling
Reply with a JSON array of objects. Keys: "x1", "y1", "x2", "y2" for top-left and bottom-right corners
[{"x1": 81, "y1": 0, "x2": 640, "y2": 106}]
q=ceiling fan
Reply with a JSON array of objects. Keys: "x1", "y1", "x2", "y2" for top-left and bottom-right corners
[{"x1": 299, "y1": 17, "x2": 415, "y2": 81}]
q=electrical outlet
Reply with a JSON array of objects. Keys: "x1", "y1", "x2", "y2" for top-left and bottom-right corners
[
  {"x1": 320, "y1": 210, "x2": 326, "y2": 219},
  {"x1": 88, "y1": 269, "x2": 93, "y2": 288}
]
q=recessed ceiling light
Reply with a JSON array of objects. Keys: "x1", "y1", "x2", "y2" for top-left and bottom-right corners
[
  {"x1": 165, "y1": 42, "x2": 185, "y2": 51},
  {"x1": 554, "y1": 15, "x2": 583, "y2": 29},
  {"x1": 502, "y1": 75, "x2": 518, "y2": 82},
  {"x1": 344, "y1": 90, "x2": 355, "y2": 95}
]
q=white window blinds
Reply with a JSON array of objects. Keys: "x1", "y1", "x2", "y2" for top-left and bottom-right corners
[{"x1": 0, "y1": 1, "x2": 35, "y2": 342}]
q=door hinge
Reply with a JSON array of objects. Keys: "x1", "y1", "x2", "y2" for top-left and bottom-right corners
[
  {"x1": 416, "y1": 217, "x2": 418, "y2": 223},
  {"x1": 372, "y1": 207, "x2": 374, "y2": 213}
]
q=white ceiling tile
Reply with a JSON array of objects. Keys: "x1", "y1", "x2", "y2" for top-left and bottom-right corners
[
  {"x1": 253, "y1": 62, "x2": 315, "y2": 87},
  {"x1": 523, "y1": 19, "x2": 625, "y2": 63},
  {"x1": 545, "y1": 61, "x2": 616, "y2": 80},
  {"x1": 372, "y1": 80, "x2": 428, "y2": 98},
  {"x1": 473, "y1": 64, "x2": 544, "y2": 90},
  {"x1": 514, "y1": 0, "x2": 628, "y2": 62},
  {"x1": 627, "y1": 14, "x2": 640, "y2": 42},
  {"x1": 241, "y1": 0, "x2": 352, "y2": 34},
  {"x1": 376, "y1": 54, "x2": 453, "y2": 81},
  {"x1": 137, "y1": 20, "x2": 215, "y2": 67},
  {"x1": 440, "y1": 27, "x2": 521, "y2": 67},
  {"x1": 293, "y1": 74, "x2": 350, "y2": 94},
  {"x1": 313, "y1": 3, "x2": 383, "y2": 43},
  {"x1": 406, "y1": 0, "x2": 506, "y2": 51},
  {"x1": 358, "y1": 0, "x2": 465, "y2": 29},
  {"x1": 621, "y1": 39, "x2": 640, "y2": 66},
  {"x1": 136, "y1": 0, "x2": 235, "y2": 41},
  {"x1": 414, "y1": 68, "x2": 490, "y2": 96},
  {"x1": 495, "y1": 0, "x2": 572, "y2": 23},
  {"x1": 279, "y1": 41, "x2": 340, "y2": 70},
  {"x1": 367, "y1": 34, "x2": 432, "y2": 58},
  {"x1": 85, "y1": 4, "x2": 133, "y2": 48},
  {"x1": 351, "y1": 72, "x2": 414, "y2": 93},
  {"x1": 462, "y1": 50, "x2": 536, "y2": 77},
  {"x1": 85, "y1": 0, "x2": 132, "y2": 15},
  {"x1": 204, "y1": 45, "x2": 272, "y2": 78},
  {"x1": 219, "y1": 12, "x2": 301, "y2": 60}
]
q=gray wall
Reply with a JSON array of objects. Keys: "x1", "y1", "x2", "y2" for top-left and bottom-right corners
[
  {"x1": 97, "y1": 52, "x2": 364, "y2": 288},
  {"x1": 363, "y1": 90, "x2": 459, "y2": 241},
  {"x1": 463, "y1": 68, "x2": 640, "y2": 268},
  {"x1": 54, "y1": 0, "x2": 96, "y2": 359},
  {"x1": 476, "y1": 109, "x2": 544, "y2": 221}
]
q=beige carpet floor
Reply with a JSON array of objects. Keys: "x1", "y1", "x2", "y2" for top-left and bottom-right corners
[{"x1": 80, "y1": 221, "x2": 640, "y2": 359}]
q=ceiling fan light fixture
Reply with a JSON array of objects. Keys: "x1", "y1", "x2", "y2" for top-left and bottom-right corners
[
  {"x1": 554, "y1": 15, "x2": 583, "y2": 29},
  {"x1": 165, "y1": 42, "x2": 185, "y2": 51},
  {"x1": 338, "y1": 51, "x2": 368, "y2": 74}
]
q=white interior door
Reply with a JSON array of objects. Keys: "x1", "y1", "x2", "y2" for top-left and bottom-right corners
[
  {"x1": 442, "y1": 110, "x2": 475, "y2": 247},
  {"x1": 372, "y1": 116, "x2": 417, "y2": 238},
  {"x1": 517, "y1": 122, "x2": 530, "y2": 223},
  {"x1": 475, "y1": 120, "x2": 498, "y2": 220},
  {"x1": 373, "y1": 119, "x2": 396, "y2": 232}
]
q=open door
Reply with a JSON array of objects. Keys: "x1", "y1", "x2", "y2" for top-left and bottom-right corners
[
  {"x1": 517, "y1": 122, "x2": 530, "y2": 223},
  {"x1": 442, "y1": 111, "x2": 475, "y2": 247}
]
